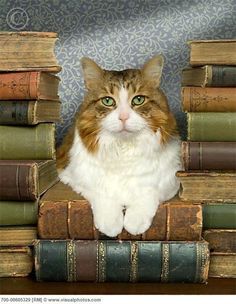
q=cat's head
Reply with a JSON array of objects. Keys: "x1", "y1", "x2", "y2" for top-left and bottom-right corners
[{"x1": 77, "y1": 56, "x2": 178, "y2": 153}]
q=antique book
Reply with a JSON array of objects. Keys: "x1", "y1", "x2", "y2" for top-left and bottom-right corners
[
  {"x1": 0, "y1": 32, "x2": 61, "y2": 72},
  {"x1": 182, "y1": 87, "x2": 236, "y2": 112},
  {"x1": 209, "y1": 253, "x2": 236, "y2": 278},
  {"x1": 203, "y1": 230, "x2": 236, "y2": 253},
  {"x1": 177, "y1": 171, "x2": 236, "y2": 201},
  {"x1": 0, "y1": 124, "x2": 56, "y2": 159},
  {"x1": 203, "y1": 203, "x2": 236, "y2": 229},
  {"x1": 38, "y1": 182, "x2": 202, "y2": 241},
  {"x1": 35, "y1": 240, "x2": 209, "y2": 283},
  {"x1": 0, "y1": 160, "x2": 58, "y2": 201},
  {"x1": 0, "y1": 200, "x2": 38, "y2": 226},
  {"x1": 0, "y1": 100, "x2": 61, "y2": 125},
  {"x1": 0, "y1": 72, "x2": 60, "y2": 100},
  {"x1": 181, "y1": 142, "x2": 236, "y2": 170},
  {"x1": 0, "y1": 227, "x2": 37, "y2": 246},
  {"x1": 188, "y1": 40, "x2": 236, "y2": 66},
  {"x1": 187, "y1": 113, "x2": 236, "y2": 141},
  {"x1": 182, "y1": 65, "x2": 236, "y2": 87},
  {"x1": 0, "y1": 246, "x2": 33, "y2": 277}
]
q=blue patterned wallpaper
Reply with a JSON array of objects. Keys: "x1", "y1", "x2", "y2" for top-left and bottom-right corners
[{"x1": 1, "y1": 0, "x2": 236, "y2": 143}]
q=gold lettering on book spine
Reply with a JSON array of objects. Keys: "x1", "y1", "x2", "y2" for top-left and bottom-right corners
[
  {"x1": 98, "y1": 241, "x2": 106, "y2": 282},
  {"x1": 161, "y1": 243, "x2": 169, "y2": 282},
  {"x1": 130, "y1": 242, "x2": 138, "y2": 283},
  {"x1": 67, "y1": 241, "x2": 76, "y2": 282},
  {"x1": 195, "y1": 242, "x2": 201, "y2": 282}
]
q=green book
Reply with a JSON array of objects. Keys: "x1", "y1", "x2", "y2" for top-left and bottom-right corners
[
  {"x1": 0, "y1": 200, "x2": 38, "y2": 226},
  {"x1": 187, "y1": 113, "x2": 236, "y2": 141},
  {"x1": 0, "y1": 124, "x2": 55, "y2": 160},
  {"x1": 203, "y1": 203, "x2": 236, "y2": 229},
  {"x1": 35, "y1": 240, "x2": 209, "y2": 283}
]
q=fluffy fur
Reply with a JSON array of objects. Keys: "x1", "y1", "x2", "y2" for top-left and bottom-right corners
[{"x1": 57, "y1": 55, "x2": 182, "y2": 237}]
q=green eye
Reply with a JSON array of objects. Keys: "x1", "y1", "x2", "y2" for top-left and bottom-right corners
[
  {"x1": 101, "y1": 97, "x2": 115, "y2": 107},
  {"x1": 132, "y1": 95, "x2": 145, "y2": 106}
]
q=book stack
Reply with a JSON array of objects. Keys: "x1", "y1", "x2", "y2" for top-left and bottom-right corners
[
  {"x1": 177, "y1": 39, "x2": 236, "y2": 279},
  {"x1": 0, "y1": 32, "x2": 61, "y2": 278}
]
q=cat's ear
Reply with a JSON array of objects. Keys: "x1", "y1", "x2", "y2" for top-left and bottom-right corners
[
  {"x1": 142, "y1": 55, "x2": 164, "y2": 87},
  {"x1": 81, "y1": 57, "x2": 104, "y2": 90}
]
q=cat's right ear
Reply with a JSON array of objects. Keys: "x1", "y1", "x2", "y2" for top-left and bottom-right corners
[{"x1": 81, "y1": 57, "x2": 104, "y2": 90}]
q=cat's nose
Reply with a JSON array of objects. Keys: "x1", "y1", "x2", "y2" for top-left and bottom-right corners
[{"x1": 119, "y1": 112, "x2": 129, "y2": 123}]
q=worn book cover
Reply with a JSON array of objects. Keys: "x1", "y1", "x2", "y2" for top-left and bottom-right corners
[
  {"x1": 203, "y1": 230, "x2": 236, "y2": 253},
  {"x1": 209, "y1": 253, "x2": 236, "y2": 278},
  {"x1": 0, "y1": 227, "x2": 37, "y2": 246}
]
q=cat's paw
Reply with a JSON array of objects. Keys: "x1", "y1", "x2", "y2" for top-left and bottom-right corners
[
  {"x1": 123, "y1": 209, "x2": 153, "y2": 235},
  {"x1": 93, "y1": 210, "x2": 124, "y2": 237}
]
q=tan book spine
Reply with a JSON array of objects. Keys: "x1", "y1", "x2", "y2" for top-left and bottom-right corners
[
  {"x1": 203, "y1": 230, "x2": 236, "y2": 253},
  {"x1": 209, "y1": 253, "x2": 236, "y2": 278}
]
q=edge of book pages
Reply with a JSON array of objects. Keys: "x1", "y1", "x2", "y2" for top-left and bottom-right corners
[
  {"x1": 188, "y1": 39, "x2": 236, "y2": 44},
  {"x1": 0, "y1": 31, "x2": 58, "y2": 38}
]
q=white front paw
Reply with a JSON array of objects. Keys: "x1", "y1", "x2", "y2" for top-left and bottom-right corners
[
  {"x1": 93, "y1": 210, "x2": 124, "y2": 237},
  {"x1": 123, "y1": 209, "x2": 153, "y2": 235}
]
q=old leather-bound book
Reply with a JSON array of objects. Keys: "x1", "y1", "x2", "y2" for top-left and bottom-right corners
[
  {"x1": 203, "y1": 230, "x2": 236, "y2": 253},
  {"x1": 181, "y1": 142, "x2": 236, "y2": 170},
  {"x1": 0, "y1": 160, "x2": 58, "y2": 201},
  {"x1": 181, "y1": 87, "x2": 236, "y2": 112},
  {"x1": 34, "y1": 240, "x2": 210, "y2": 283},
  {"x1": 38, "y1": 182, "x2": 202, "y2": 241},
  {"x1": 209, "y1": 253, "x2": 236, "y2": 278},
  {"x1": 177, "y1": 171, "x2": 236, "y2": 201},
  {"x1": 0, "y1": 227, "x2": 37, "y2": 246},
  {"x1": 0, "y1": 32, "x2": 61, "y2": 72}
]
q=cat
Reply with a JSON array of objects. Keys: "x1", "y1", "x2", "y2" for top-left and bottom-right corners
[{"x1": 56, "y1": 55, "x2": 181, "y2": 237}]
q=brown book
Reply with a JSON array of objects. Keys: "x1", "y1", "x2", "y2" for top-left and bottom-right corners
[
  {"x1": 181, "y1": 142, "x2": 236, "y2": 170},
  {"x1": 0, "y1": 72, "x2": 60, "y2": 100},
  {"x1": 181, "y1": 87, "x2": 236, "y2": 112},
  {"x1": 0, "y1": 227, "x2": 37, "y2": 246},
  {"x1": 203, "y1": 230, "x2": 236, "y2": 253},
  {"x1": 0, "y1": 246, "x2": 33, "y2": 277},
  {"x1": 209, "y1": 253, "x2": 236, "y2": 278},
  {"x1": 188, "y1": 40, "x2": 236, "y2": 66},
  {"x1": 38, "y1": 182, "x2": 202, "y2": 241},
  {"x1": 177, "y1": 171, "x2": 236, "y2": 201},
  {"x1": 0, "y1": 32, "x2": 61, "y2": 72},
  {"x1": 0, "y1": 160, "x2": 58, "y2": 201}
]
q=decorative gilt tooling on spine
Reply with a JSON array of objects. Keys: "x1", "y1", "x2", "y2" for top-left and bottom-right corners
[
  {"x1": 67, "y1": 241, "x2": 76, "y2": 281},
  {"x1": 161, "y1": 243, "x2": 169, "y2": 282},
  {"x1": 98, "y1": 241, "x2": 106, "y2": 282},
  {"x1": 130, "y1": 242, "x2": 138, "y2": 282}
]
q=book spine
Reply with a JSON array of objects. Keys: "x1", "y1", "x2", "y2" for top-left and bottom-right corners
[
  {"x1": 0, "y1": 124, "x2": 55, "y2": 160},
  {"x1": 209, "y1": 253, "x2": 236, "y2": 278},
  {"x1": 203, "y1": 204, "x2": 236, "y2": 229},
  {"x1": 0, "y1": 72, "x2": 38, "y2": 99},
  {"x1": 203, "y1": 230, "x2": 236, "y2": 253},
  {"x1": 35, "y1": 240, "x2": 210, "y2": 283},
  {"x1": 182, "y1": 87, "x2": 236, "y2": 112},
  {"x1": 0, "y1": 200, "x2": 38, "y2": 225},
  {"x1": 212, "y1": 66, "x2": 236, "y2": 87},
  {"x1": 38, "y1": 201, "x2": 202, "y2": 241},
  {"x1": 181, "y1": 142, "x2": 236, "y2": 170},
  {"x1": 187, "y1": 113, "x2": 236, "y2": 141},
  {"x1": 0, "y1": 101, "x2": 29, "y2": 125}
]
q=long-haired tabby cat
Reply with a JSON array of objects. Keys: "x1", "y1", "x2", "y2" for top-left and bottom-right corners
[{"x1": 57, "y1": 55, "x2": 181, "y2": 237}]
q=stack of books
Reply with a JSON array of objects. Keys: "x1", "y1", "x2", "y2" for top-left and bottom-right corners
[
  {"x1": 177, "y1": 39, "x2": 236, "y2": 279},
  {"x1": 0, "y1": 32, "x2": 61, "y2": 278}
]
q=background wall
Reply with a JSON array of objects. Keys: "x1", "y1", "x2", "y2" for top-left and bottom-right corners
[{"x1": 1, "y1": 0, "x2": 236, "y2": 143}]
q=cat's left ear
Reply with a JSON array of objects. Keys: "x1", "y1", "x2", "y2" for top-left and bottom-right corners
[
  {"x1": 142, "y1": 55, "x2": 164, "y2": 87},
  {"x1": 81, "y1": 57, "x2": 104, "y2": 90}
]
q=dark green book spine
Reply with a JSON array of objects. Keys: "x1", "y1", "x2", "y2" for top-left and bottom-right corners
[
  {"x1": 212, "y1": 66, "x2": 236, "y2": 87},
  {"x1": 35, "y1": 240, "x2": 209, "y2": 283},
  {"x1": 0, "y1": 200, "x2": 38, "y2": 225},
  {"x1": 203, "y1": 203, "x2": 236, "y2": 229},
  {"x1": 188, "y1": 113, "x2": 236, "y2": 141},
  {"x1": 0, "y1": 101, "x2": 28, "y2": 124}
]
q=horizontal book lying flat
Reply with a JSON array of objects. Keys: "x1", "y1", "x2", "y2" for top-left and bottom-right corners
[
  {"x1": 0, "y1": 160, "x2": 58, "y2": 201},
  {"x1": 0, "y1": 124, "x2": 56, "y2": 159},
  {"x1": 0, "y1": 246, "x2": 33, "y2": 278},
  {"x1": 182, "y1": 142, "x2": 236, "y2": 170},
  {"x1": 0, "y1": 71, "x2": 60, "y2": 100},
  {"x1": 182, "y1": 65, "x2": 236, "y2": 87},
  {"x1": 188, "y1": 39, "x2": 236, "y2": 66},
  {"x1": 187, "y1": 113, "x2": 236, "y2": 141},
  {"x1": 0, "y1": 100, "x2": 61, "y2": 125},
  {"x1": 177, "y1": 171, "x2": 236, "y2": 201},
  {"x1": 38, "y1": 182, "x2": 202, "y2": 241},
  {"x1": 0, "y1": 226, "x2": 37, "y2": 246},
  {"x1": 209, "y1": 253, "x2": 236, "y2": 278},
  {"x1": 203, "y1": 230, "x2": 236, "y2": 253},
  {"x1": 35, "y1": 240, "x2": 209, "y2": 283},
  {"x1": 0, "y1": 32, "x2": 61, "y2": 72},
  {"x1": 0, "y1": 200, "x2": 38, "y2": 226},
  {"x1": 182, "y1": 87, "x2": 236, "y2": 112}
]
